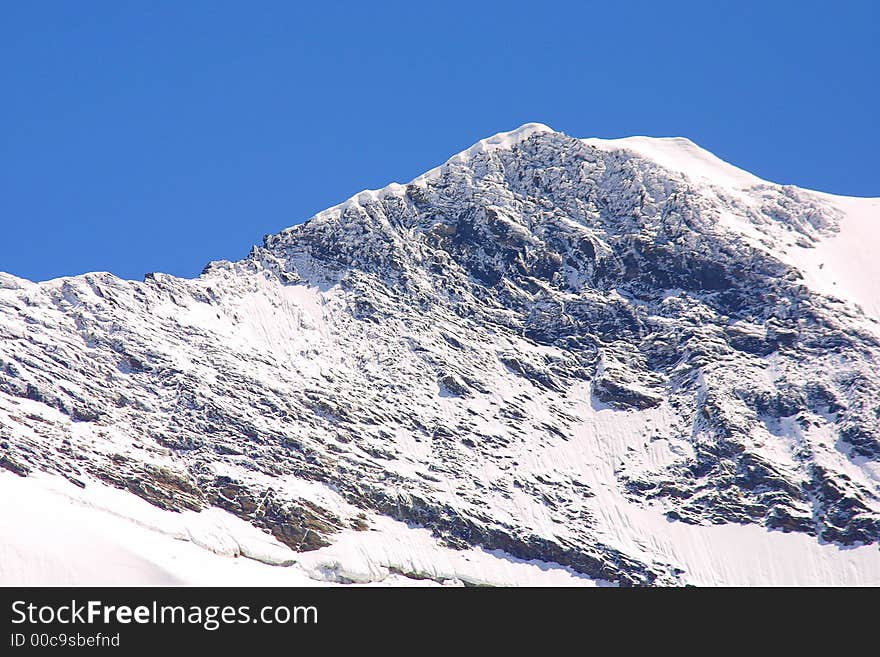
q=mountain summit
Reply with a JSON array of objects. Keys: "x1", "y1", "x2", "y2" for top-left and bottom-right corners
[{"x1": 1, "y1": 125, "x2": 879, "y2": 586}]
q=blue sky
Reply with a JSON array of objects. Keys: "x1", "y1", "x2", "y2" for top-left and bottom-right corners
[{"x1": 2, "y1": 1, "x2": 878, "y2": 281}]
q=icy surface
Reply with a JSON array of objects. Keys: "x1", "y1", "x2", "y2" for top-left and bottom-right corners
[
  {"x1": 786, "y1": 195, "x2": 880, "y2": 324},
  {"x1": 0, "y1": 471, "x2": 602, "y2": 586}
]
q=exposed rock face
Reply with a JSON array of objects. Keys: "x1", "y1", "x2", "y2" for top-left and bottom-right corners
[{"x1": 1, "y1": 124, "x2": 878, "y2": 585}]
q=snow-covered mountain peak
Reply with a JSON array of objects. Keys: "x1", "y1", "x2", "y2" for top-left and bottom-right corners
[
  {"x1": 452, "y1": 121, "x2": 557, "y2": 157},
  {"x1": 268, "y1": 127, "x2": 873, "y2": 319},
  {"x1": 2, "y1": 125, "x2": 879, "y2": 587},
  {"x1": 305, "y1": 123, "x2": 559, "y2": 224}
]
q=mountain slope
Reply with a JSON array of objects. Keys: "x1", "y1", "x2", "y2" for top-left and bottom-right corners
[{"x1": 1, "y1": 124, "x2": 878, "y2": 586}]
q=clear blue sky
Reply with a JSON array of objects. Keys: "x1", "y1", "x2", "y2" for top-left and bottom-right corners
[{"x1": 2, "y1": 1, "x2": 878, "y2": 282}]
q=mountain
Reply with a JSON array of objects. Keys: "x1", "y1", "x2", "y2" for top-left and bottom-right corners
[{"x1": 1, "y1": 124, "x2": 879, "y2": 586}]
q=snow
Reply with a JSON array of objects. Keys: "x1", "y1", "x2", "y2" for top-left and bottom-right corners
[
  {"x1": 596, "y1": 502, "x2": 880, "y2": 586},
  {"x1": 296, "y1": 518, "x2": 601, "y2": 586},
  {"x1": 786, "y1": 194, "x2": 880, "y2": 324},
  {"x1": 523, "y1": 385, "x2": 880, "y2": 586},
  {"x1": 5, "y1": 459, "x2": 877, "y2": 586},
  {"x1": 0, "y1": 471, "x2": 308, "y2": 586},
  {"x1": 450, "y1": 122, "x2": 555, "y2": 162},
  {"x1": 310, "y1": 123, "x2": 556, "y2": 220},
  {"x1": 0, "y1": 471, "x2": 602, "y2": 587},
  {"x1": 583, "y1": 135, "x2": 765, "y2": 191}
]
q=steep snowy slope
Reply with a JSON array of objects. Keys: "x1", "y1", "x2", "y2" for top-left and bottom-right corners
[
  {"x1": 586, "y1": 133, "x2": 880, "y2": 326},
  {"x1": 1, "y1": 124, "x2": 878, "y2": 585}
]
